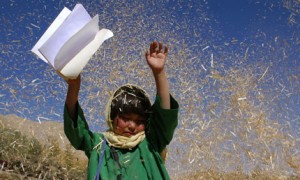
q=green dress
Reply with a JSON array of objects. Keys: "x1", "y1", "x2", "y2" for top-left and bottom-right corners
[{"x1": 64, "y1": 95, "x2": 179, "y2": 180}]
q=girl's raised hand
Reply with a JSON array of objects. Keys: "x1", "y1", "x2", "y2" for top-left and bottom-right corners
[{"x1": 145, "y1": 41, "x2": 168, "y2": 74}]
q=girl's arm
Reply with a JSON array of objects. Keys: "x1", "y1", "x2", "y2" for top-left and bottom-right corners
[
  {"x1": 145, "y1": 41, "x2": 170, "y2": 109},
  {"x1": 65, "y1": 75, "x2": 81, "y2": 121}
]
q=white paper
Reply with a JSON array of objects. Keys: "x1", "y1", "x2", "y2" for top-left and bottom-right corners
[
  {"x1": 31, "y1": 4, "x2": 114, "y2": 79},
  {"x1": 39, "y1": 4, "x2": 91, "y2": 67},
  {"x1": 60, "y1": 28, "x2": 114, "y2": 79},
  {"x1": 55, "y1": 15, "x2": 99, "y2": 70},
  {"x1": 31, "y1": 7, "x2": 71, "y2": 63}
]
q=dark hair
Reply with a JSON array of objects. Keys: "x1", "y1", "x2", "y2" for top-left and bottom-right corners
[{"x1": 110, "y1": 85, "x2": 152, "y2": 121}]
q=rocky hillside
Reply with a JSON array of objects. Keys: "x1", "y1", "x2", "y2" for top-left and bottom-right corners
[{"x1": 0, "y1": 114, "x2": 77, "y2": 149}]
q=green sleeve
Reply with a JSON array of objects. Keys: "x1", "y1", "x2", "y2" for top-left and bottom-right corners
[
  {"x1": 147, "y1": 95, "x2": 179, "y2": 152},
  {"x1": 63, "y1": 102, "x2": 96, "y2": 157}
]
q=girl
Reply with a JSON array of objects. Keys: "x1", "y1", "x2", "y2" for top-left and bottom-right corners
[{"x1": 64, "y1": 41, "x2": 179, "y2": 179}]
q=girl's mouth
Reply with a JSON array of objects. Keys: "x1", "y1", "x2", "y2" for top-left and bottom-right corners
[{"x1": 123, "y1": 132, "x2": 135, "y2": 136}]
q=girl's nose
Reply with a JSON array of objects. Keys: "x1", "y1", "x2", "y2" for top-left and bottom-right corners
[{"x1": 128, "y1": 121, "x2": 136, "y2": 130}]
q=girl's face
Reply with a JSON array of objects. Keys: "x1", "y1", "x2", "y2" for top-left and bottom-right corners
[{"x1": 112, "y1": 113, "x2": 146, "y2": 137}]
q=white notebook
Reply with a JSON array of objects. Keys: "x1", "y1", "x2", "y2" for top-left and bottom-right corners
[{"x1": 31, "y1": 4, "x2": 113, "y2": 79}]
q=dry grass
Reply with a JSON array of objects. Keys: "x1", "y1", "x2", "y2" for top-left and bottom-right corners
[
  {"x1": 0, "y1": 116, "x2": 87, "y2": 179},
  {"x1": 167, "y1": 64, "x2": 300, "y2": 179}
]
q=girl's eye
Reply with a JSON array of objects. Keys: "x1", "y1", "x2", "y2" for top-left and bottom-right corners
[
  {"x1": 120, "y1": 115, "x2": 130, "y2": 121},
  {"x1": 122, "y1": 117, "x2": 130, "y2": 121},
  {"x1": 136, "y1": 120, "x2": 145, "y2": 125},
  {"x1": 119, "y1": 114, "x2": 145, "y2": 124}
]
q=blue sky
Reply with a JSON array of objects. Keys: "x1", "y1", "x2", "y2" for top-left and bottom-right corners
[
  {"x1": 208, "y1": 0, "x2": 295, "y2": 38},
  {"x1": 0, "y1": 0, "x2": 299, "y2": 174},
  {"x1": 1, "y1": 0, "x2": 299, "y2": 122},
  {"x1": 1, "y1": 0, "x2": 299, "y2": 127}
]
